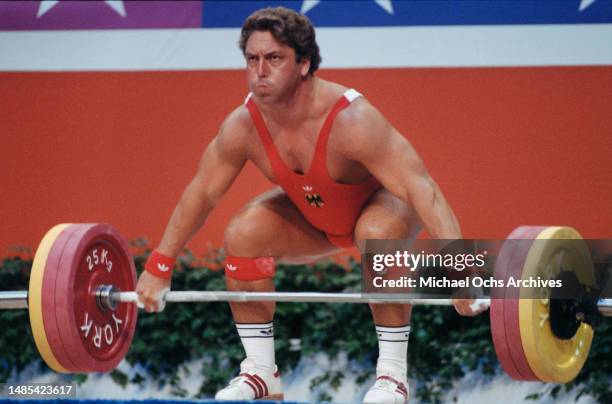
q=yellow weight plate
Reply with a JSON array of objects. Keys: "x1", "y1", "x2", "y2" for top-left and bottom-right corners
[
  {"x1": 28, "y1": 224, "x2": 72, "y2": 373},
  {"x1": 518, "y1": 226, "x2": 594, "y2": 383}
]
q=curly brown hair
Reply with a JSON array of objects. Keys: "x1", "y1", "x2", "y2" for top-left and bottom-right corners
[{"x1": 239, "y1": 7, "x2": 321, "y2": 76}]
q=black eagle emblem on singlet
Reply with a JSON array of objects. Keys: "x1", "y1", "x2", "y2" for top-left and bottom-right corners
[{"x1": 302, "y1": 185, "x2": 325, "y2": 208}]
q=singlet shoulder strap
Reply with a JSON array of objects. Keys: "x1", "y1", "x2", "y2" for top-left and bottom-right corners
[
  {"x1": 310, "y1": 89, "x2": 363, "y2": 175},
  {"x1": 245, "y1": 93, "x2": 274, "y2": 147},
  {"x1": 344, "y1": 88, "x2": 362, "y2": 103}
]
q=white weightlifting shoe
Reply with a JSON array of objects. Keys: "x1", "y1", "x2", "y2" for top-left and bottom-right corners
[
  {"x1": 363, "y1": 370, "x2": 409, "y2": 404},
  {"x1": 215, "y1": 358, "x2": 283, "y2": 401}
]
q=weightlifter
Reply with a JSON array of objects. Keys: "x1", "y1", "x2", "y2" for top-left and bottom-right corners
[{"x1": 136, "y1": 7, "x2": 484, "y2": 403}]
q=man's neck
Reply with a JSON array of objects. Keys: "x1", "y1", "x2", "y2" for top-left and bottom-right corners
[{"x1": 257, "y1": 77, "x2": 320, "y2": 129}]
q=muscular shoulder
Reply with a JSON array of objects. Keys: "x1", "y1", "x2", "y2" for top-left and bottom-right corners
[
  {"x1": 214, "y1": 104, "x2": 255, "y2": 159},
  {"x1": 332, "y1": 97, "x2": 392, "y2": 157}
]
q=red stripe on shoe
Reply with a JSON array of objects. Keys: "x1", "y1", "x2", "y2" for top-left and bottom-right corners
[
  {"x1": 378, "y1": 375, "x2": 408, "y2": 393},
  {"x1": 395, "y1": 386, "x2": 408, "y2": 399},
  {"x1": 240, "y1": 374, "x2": 262, "y2": 398},
  {"x1": 252, "y1": 374, "x2": 269, "y2": 397},
  {"x1": 243, "y1": 379, "x2": 260, "y2": 398},
  {"x1": 378, "y1": 375, "x2": 402, "y2": 386}
]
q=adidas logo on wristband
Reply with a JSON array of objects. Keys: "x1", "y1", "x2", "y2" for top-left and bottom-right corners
[{"x1": 145, "y1": 251, "x2": 176, "y2": 279}]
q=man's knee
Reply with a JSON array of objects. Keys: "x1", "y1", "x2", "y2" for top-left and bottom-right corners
[
  {"x1": 224, "y1": 206, "x2": 274, "y2": 256},
  {"x1": 224, "y1": 205, "x2": 278, "y2": 281},
  {"x1": 354, "y1": 219, "x2": 408, "y2": 242}
]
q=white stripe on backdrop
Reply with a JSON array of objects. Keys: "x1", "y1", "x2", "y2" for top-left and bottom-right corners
[{"x1": 0, "y1": 24, "x2": 611, "y2": 71}]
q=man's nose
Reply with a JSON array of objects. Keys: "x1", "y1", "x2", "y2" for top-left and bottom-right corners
[{"x1": 257, "y1": 58, "x2": 268, "y2": 77}]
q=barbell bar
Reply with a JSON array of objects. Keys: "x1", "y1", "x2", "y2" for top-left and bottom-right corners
[
  {"x1": 0, "y1": 289, "x2": 488, "y2": 308},
  {"x1": 0, "y1": 291, "x2": 28, "y2": 309},
  {"x1": 2, "y1": 289, "x2": 611, "y2": 318}
]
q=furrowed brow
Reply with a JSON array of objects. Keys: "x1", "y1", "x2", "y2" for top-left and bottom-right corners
[{"x1": 245, "y1": 49, "x2": 282, "y2": 57}]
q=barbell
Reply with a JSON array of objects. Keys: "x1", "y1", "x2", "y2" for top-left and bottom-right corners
[{"x1": 0, "y1": 223, "x2": 610, "y2": 384}]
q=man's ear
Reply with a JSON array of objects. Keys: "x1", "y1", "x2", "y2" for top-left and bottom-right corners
[{"x1": 300, "y1": 58, "x2": 311, "y2": 78}]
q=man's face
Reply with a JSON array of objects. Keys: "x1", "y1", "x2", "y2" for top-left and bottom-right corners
[{"x1": 244, "y1": 30, "x2": 310, "y2": 103}]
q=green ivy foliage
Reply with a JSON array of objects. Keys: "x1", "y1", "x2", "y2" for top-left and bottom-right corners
[{"x1": 1, "y1": 255, "x2": 610, "y2": 402}]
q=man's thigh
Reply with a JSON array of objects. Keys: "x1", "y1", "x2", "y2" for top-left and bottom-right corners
[{"x1": 224, "y1": 187, "x2": 342, "y2": 264}]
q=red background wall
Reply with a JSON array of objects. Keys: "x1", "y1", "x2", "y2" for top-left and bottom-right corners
[{"x1": 1, "y1": 67, "x2": 611, "y2": 258}]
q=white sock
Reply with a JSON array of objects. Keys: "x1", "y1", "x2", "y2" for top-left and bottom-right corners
[
  {"x1": 375, "y1": 324, "x2": 410, "y2": 378},
  {"x1": 236, "y1": 322, "x2": 275, "y2": 372}
]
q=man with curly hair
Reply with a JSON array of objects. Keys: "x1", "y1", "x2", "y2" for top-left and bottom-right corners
[{"x1": 137, "y1": 7, "x2": 481, "y2": 403}]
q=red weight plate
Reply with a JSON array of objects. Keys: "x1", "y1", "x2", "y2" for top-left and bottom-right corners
[
  {"x1": 54, "y1": 223, "x2": 137, "y2": 372},
  {"x1": 503, "y1": 226, "x2": 544, "y2": 381},
  {"x1": 490, "y1": 226, "x2": 530, "y2": 380},
  {"x1": 40, "y1": 224, "x2": 81, "y2": 372}
]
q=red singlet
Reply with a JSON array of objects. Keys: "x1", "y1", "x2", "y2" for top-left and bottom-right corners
[{"x1": 245, "y1": 89, "x2": 382, "y2": 248}]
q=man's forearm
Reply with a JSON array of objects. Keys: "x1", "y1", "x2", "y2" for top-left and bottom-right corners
[
  {"x1": 156, "y1": 183, "x2": 215, "y2": 257},
  {"x1": 413, "y1": 178, "x2": 462, "y2": 240}
]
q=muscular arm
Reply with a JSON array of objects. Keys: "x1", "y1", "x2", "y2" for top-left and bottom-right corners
[
  {"x1": 156, "y1": 109, "x2": 250, "y2": 257},
  {"x1": 338, "y1": 101, "x2": 486, "y2": 316},
  {"x1": 339, "y1": 101, "x2": 462, "y2": 239}
]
